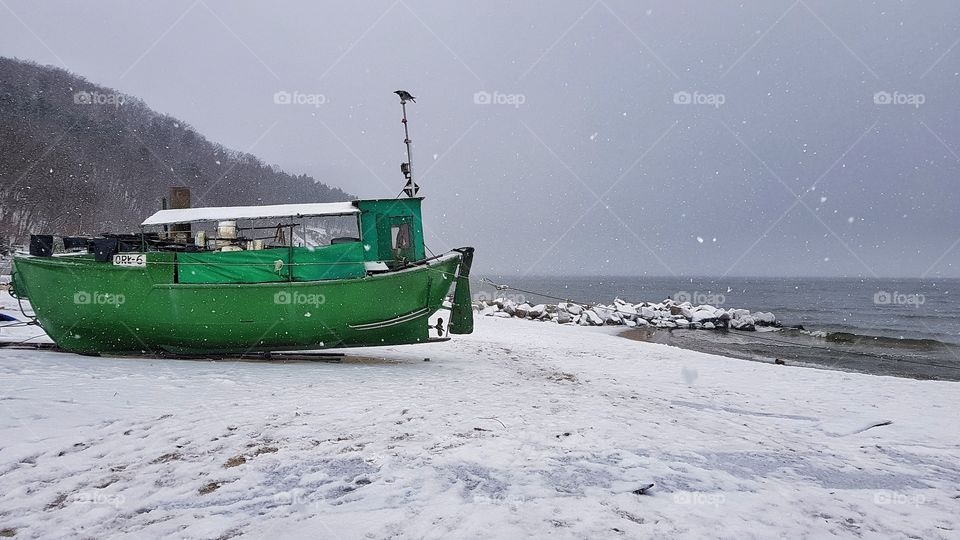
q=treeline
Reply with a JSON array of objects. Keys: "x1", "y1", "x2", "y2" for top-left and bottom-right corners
[{"x1": 0, "y1": 57, "x2": 351, "y2": 247}]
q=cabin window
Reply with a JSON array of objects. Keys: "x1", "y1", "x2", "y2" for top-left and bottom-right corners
[{"x1": 391, "y1": 223, "x2": 412, "y2": 250}]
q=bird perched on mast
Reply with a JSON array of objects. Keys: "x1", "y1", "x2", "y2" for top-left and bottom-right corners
[{"x1": 394, "y1": 90, "x2": 416, "y2": 103}]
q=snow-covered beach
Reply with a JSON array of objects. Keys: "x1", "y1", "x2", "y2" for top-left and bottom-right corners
[{"x1": 1, "y1": 298, "x2": 958, "y2": 538}]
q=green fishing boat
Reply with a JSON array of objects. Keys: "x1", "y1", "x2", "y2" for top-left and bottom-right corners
[{"x1": 8, "y1": 91, "x2": 475, "y2": 356}]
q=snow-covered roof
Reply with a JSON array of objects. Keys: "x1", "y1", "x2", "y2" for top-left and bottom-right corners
[{"x1": 141, "y1": 202, "x2": 359, "y2": 226}]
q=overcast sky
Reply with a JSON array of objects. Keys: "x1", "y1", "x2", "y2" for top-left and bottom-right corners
[{"x1": 2, "y1": 0, "x2": 959, "y2": 277}]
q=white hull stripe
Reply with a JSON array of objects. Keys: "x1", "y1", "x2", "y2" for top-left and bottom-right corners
[{"x1": 349, "y1": 307, "x2": 431, "y2": 331}]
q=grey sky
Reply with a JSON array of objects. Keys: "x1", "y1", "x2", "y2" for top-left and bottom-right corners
[{"x1": 2, "y1": 0, "x2": 959, "y2": 277}]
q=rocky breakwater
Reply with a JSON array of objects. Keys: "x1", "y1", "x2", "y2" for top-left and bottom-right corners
[{"x1": 475, "y1": 297, "x2": 779, "y2": 331}]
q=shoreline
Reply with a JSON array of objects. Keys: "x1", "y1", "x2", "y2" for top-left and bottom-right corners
[{"x1": 620, "y1": 326, "x2": 960, "y2": 381}]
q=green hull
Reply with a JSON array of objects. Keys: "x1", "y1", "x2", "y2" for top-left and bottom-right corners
[{"x1": 11, "y1": 252, "x2": 466, "y2": 355}]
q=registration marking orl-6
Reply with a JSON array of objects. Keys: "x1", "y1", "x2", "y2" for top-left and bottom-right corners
[{"x1": 112, "y1": 254, "x2": 146, "y2": 267}]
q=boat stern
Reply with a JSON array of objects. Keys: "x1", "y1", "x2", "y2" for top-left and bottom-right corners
[{"x1": 449, "y1": 247, "x2": 475, "y2": 335}]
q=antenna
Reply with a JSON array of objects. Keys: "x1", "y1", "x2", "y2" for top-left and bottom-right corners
[{"x1": 394, "y1": 90, "x2": 419, "y2": 197}]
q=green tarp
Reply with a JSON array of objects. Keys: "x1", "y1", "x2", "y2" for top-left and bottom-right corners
[{"x1": 177, "y1": 243, "x2": 366, "y2": 284}]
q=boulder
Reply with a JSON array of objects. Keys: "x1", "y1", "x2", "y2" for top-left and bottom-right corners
[
  {"x1": 690, "y1": 309, "x2": 718, "y2": 323},
  {"x1": 730, "y1": 316, "x2": 756, "y2": 331},
  {"x1": 514, "y1": 303, "x2": 532, "y2": 318},
  {"x1": 640, "y1": 306, "x2": 657, "y2": 320},
  {"x1": 557, "y1": 311, "x2": 572, "y2": 324},
  {"x1": 561, "y1": 302, "x2": 583, "y2": 316},
  {"x1": 703, "y1": 322, "x2": 716, "y2": 330},
  {"x1": 502, "y1": 300, "x2": 517, "y2": 315},
  {"x1": 753, "y1": 311, "x2": 777, "y2": 325},
  {"x1": 528, "y1": 304, "x2": 547, "y2": 318},
  {"x1": 613, "y1": 299, "x2": 638, "y2": 317},
  {"x1": 593, "y1": 305, "x2": 615, "y2": 321},
  {"x1": 582, "y1": 310, "x2": 604, "y2": 326}
]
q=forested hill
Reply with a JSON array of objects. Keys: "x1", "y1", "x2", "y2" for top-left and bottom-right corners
[{"x1": 0, "y1": 57, "x2": 351, "y2": 246}]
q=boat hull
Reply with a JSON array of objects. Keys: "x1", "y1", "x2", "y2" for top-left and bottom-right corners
[{"x1": 11, "y1": 252, "x2": 465, "y2": 355}]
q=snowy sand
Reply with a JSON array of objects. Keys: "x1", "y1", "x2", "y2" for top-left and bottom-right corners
[{"x1": 1, "y1": 309, "x2": 958, "y2": 538}]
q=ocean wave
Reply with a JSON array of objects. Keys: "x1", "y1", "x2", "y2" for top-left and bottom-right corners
[{"x1": 824, "y1": 331, "x2": 949, "y2": 350}]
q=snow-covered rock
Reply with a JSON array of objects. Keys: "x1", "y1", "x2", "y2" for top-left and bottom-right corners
[
  {"x1": 754, "y1": 311, "x2": 777, "y2": 325},
  {"x1": 691, "y1": 309, "x2": 718, "y2": 323},
  {"x1": 480, "y1": 305, "x2": 498, "y2": 317},
  {"x1": 613, "y1": 299, "x2": 637, "y2": 317},
  {"x1": 582, "y1": 310, "x2": 604, "y2": 326},
  {"x1": 730, "y1": 316, "x2": 756, "y2": 331}
]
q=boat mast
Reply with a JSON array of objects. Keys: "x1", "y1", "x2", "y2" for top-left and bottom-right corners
[{"x1": 395, "y1": 90, "x2": 419, "y2": 198}]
